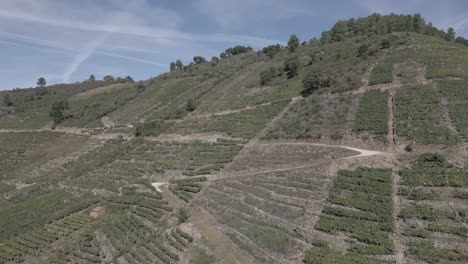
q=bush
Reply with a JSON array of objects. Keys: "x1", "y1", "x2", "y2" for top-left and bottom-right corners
[
  {"x1": 300, "y1": 69, "x2": 331, "y2": 97},
  {"x1": 262, "y1": 44, "x2": 281, "y2": 58},
  {"x1": 177, "y1": 208, "x2": 190, "y2": 223},
  {"x1": 259, "y1": 68, "x2": 277, "y2": 85},
  {"x1": 404, "y1": 144, "x2": 412, "y2": 152},
  {"x1": 186, "y1": 99, "x2": 196, "y2": 112},
  {"x1": 284, "y1": 58, "x2": 300, "y2": 79},
  {"x1": 50, "y1": 100, "x2": 69, "y2": 124},
  {"x1": 381, "y1": 39, "x2": 391, "y2": 49},
  {"x1": 358, "y1": 44, "x2": 368, "y2": 57}
]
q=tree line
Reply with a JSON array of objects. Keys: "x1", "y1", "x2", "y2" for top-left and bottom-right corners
[{"x1": 320, "y1": 13, "x2": 462, "y2": 44}]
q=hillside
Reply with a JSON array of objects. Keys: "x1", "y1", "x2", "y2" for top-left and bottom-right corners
[{"x1": 1, "y1": 14, "x2": 468, "y2": 264}]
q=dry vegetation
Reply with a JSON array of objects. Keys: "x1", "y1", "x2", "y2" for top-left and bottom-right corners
[{"x1": 1, "y1": 14, "x2": 468, "y2": 264}]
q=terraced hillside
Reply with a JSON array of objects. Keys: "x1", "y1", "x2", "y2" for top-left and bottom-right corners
[{"x1": 1, "y1": 14, "x2": 468, "y2": 264}]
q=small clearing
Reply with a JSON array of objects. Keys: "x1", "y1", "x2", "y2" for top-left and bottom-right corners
[
  {"x1": 151, "y1": 182, "x2": 166, "y2": 192},
  {"x1": 101, "y1": 116, "x2": 115, "y2": 128}
]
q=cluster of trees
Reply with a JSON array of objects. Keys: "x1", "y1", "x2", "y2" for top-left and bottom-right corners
[
  {"x1": 455, "y1": 37, "x2": 468, "y2": 47},
  {"x1": 170, "y1": 59, "x2": 184, "y2": 72},
  {"x1": 220, "y1": 45, "x2": 253, "y2": 58},
  {"x1": 169, "y1": 56, "x2": 208, "y2": 72},
  {"x1": 101, "y1": 75, "x2": 134, "y2": 83},
  {"x1": 262, "y1": 44, "x2": 282, "y2": 58},
  {"x1": 169, "y1": 45, "x2": 253, "y2": 72},
  {"x1": 320, "y1": 13, "x2": 460, "y2": 44}
]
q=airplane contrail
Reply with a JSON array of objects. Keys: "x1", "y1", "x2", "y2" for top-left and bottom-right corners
[{"x1": 61, "y1": 33, "x2": 110, "y2": 83}]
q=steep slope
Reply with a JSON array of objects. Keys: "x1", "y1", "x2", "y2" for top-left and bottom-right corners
[{"x1": 1, "y1": 14, "x2": 468, "y2": 264}]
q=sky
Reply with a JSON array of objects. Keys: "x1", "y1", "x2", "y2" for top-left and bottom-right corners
[{"x1": 1, "y1": 0, "x2": 468, "y2": 90}]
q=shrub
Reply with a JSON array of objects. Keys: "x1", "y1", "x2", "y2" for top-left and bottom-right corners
[
  {"x1": 50, "y1": 100, "x2": 70, "y2": 124},
  {"x1": 176, "y1": 208, "x2": 190, "y2": 223},
  {"x1": 284, "y1": 58, "x2": 300, "y2": 79},
  {"x1": 404, "y1": 144, "x2": 412, "y2": 152},
  {"x1": 300, "y1": 69, "x2": 331, "y2": 97},
  {"x1": 262, "y1": 44, "x2": 281, "y2": 58},
  {"x1": 186, "y1": 99, "x2": 196, "y2": 112},
  {"x1": 259, "y1": 68, "x2": 276, "y2": 85},
  {"x1": 358, "y1": 44, "x2": 368, "y2": 57},
  {"x1": 381, "y1": 39, "x2": 391, "y2": 49}
]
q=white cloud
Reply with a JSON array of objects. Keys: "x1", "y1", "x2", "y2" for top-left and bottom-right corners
[{"x1": 0, "y1": 0, "x2": 289, "y2": 88}]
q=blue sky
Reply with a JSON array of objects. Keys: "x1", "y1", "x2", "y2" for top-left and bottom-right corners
[{"x1": 1, "y1": 0, "x2": 468, "y2": 90}]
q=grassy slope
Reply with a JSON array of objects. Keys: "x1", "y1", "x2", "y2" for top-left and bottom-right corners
[{"x1": 2, "y1": 30, "x2": 468, "y2": 263}]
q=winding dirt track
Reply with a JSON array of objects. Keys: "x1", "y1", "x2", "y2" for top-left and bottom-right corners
[{"x1": 220, "y1": 143, "x2": 386, "y2": 179}]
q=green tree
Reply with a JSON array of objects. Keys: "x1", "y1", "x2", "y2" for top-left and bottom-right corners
[
  {"x1": 330, "y1": 20, "x2": 347, "y2": 41},
  {"x1": 357, "y1": 44, "x2": 368, "y2": 57},
  {"x1": 210, "y1": 56, "x2": 219, "y2": 66},
  {"x1": 175, "y1": 59, "x2": 183, "y2": 70},
  {"x1": 284, "y1": 58, "x2": 300, "y2": 79},
  {"x1": 103, "y1": 75, "x2": 115, "y2": 82},
  {"x1": 259, "y1": 68, "x2": 276, "y2": 85},
  {"x1": 186, "y1": 99, "x2": 196, "y2": 112},
  {"x1": 262, "y1": 44, "x2": 281, "y2": 58},
  {"x1": 225, "y1": 48, "x2": 233, "y2": 56},
  {"x1": 170, "y1": 62, "x2": 176, "y2": 72},
  {"x1": 37, "y1": 77, "x2": 46, "y2": 87},
  {"x1": 125, "y1": 76, "x2": 134, "y2": 82},
  {"x1": 50, "y1": 101, "x2": 69, "y2": 124},
  {"x1": 3, "y1": 94, "x2": 12, "y2": 106},
  {"x1": 376, "y1": 19, "x2": 389, "y2": 35},
  {"x1": 287, "y1": 34, "x2": 299, "y2": 52},
  {"x1": 455, "y1": 36, "x2": 468, "y2": 46},
  {"x1": 446, "y1": 27, "x2": 455, "y2": 41},
  {"x1": 193, "y1": 56, "x2": 206, "y2": 64},
  {"x1": 300, "y1": 69, "x2": 331, "y2": 97},
  {"x1": 220, "y1": 52, "x2": 227, "y2": 59},
  {"x1": 89, "y1": 74, "x2": 96, "y2": 81},
  {"x1": 413, "y1": 14, "x2": 426, "y2": 34}
]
